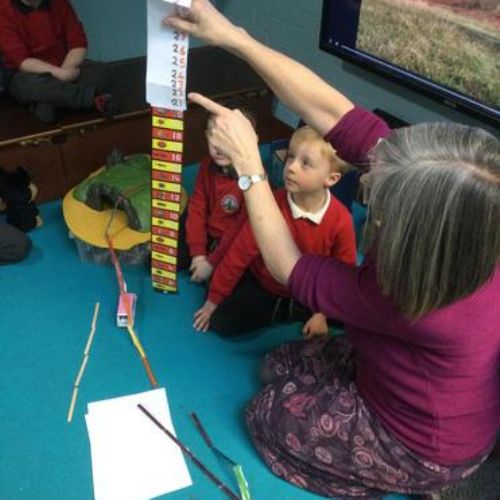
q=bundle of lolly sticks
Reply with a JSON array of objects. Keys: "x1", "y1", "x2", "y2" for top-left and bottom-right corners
[{"x1": 67, "y1": 302, "x2": 100, "y2": 423}]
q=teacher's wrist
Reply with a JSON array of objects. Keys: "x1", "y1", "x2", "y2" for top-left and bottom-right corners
[{"x1": 233, "y1": 156, "x2": 265, "y2": 177}]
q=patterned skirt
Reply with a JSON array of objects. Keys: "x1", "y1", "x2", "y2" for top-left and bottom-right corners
[{"x1": 245, "y1": 337, "x2": 489, "y2": 498}]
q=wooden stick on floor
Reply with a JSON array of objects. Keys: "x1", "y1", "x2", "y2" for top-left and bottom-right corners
[{"x1": 67, "y1": 302, "x2": 100, "y2": 423}]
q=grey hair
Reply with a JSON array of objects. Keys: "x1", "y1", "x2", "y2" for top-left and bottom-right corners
[{"x1": 365, "y1": 122, "x2": 499, "y2": 319}]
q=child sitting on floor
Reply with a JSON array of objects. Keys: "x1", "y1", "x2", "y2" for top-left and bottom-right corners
[
  {"x1": 178, "y1": 99, "x2": 257, "y2": 283},
  {"x1": 193, "y1": 125, "x2": 357, "y2": 338},
  {"x1": 0, "y1": 0, "x2": 117, "y2": 123}
]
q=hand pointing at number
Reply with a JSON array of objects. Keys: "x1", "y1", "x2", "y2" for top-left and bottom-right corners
[{"x1": 188, "y1": 92, "x2": 263, "y2": 177}]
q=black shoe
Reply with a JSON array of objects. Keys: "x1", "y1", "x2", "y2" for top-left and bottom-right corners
[{"x1": 30, "y1": 102, "x2": 57, "y2": 123}]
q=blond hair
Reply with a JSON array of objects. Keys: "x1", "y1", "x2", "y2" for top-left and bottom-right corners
[{"x1": 290, "y1": 126, "x2": 350, "y2": 174}]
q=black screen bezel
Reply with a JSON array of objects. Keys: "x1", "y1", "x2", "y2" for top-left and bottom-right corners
[{"x1": 319, "y1": 0, "x2": 499, "y2": 127}]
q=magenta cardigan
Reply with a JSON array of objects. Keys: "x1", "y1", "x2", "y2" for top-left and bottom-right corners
[{"x1": 288, "y1": 108, "x2": 499, "y2": 464}]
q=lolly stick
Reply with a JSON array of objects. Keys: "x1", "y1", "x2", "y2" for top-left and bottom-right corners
[{"x1": 67, "y1": 302, "x2": 100, "y2": 423}]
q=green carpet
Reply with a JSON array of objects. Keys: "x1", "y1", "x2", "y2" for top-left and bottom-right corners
[{"x1": 0, "y1": 164, "x2": 409, "y2": 500}]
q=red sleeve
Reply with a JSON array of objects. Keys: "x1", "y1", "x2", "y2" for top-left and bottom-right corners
[
  {"x1": 207, "y1": 206, "x2": 247, "y2": 267},
  {"x1": 0, "y1": 7, "x2": 30, "y2": 69},
  {"x1": 207, "y1": 220, "x2": 260, "y2": 305},
  {"x1": 186, "y1": 157, "x2": 212, "y2": 257},
  {"x1": 331, "y1": 207, "x2": 357, "y2": 267},
  {"x1": 58, "y1": 0, "x2": 88, "y2": 49}
]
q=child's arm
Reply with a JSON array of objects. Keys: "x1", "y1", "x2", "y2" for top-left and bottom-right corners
[
  {"x1": 206, "y1": 221, "x2": 260, "y2": 307},
  {"x1": 332, "y1": 210, "x2": 357, "y2": 267},
  {"x1": 186, "y1": 157, "x2": 212, "y2": 259},
  {"x1": 207, "y1": 207, "x2": 247, "y2": 268},
  {"x1": 302, "y1": 312, "x2": 329, "y2": 339},
  {"x1": 192, "y1": 222, "x2": 259, "y2": 332},
  {"x1": 62, "y1": 48, "x2": 87, "y2": 70},
  {"x1": 301, "y1": 206, "x2": 357, "y2": 338},
  {"x1": 61, "y1": 0, "x2": 88, "y2": 55},
  {"x1": 0, "y1": 16, "x2": 67, "y2": 77}
]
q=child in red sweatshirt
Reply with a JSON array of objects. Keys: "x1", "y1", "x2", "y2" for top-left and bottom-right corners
[
  {"x1": 179, "y1": 99, "x2": 257, "y2": 282},
  {"x1": 193, "y1": 125, "x2": 357, "y2": 338},
  {"x1": 0, "y1": 0, "x2": 117, "y2": 123}
]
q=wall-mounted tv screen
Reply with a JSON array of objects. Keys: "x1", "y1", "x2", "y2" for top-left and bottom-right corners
[{"x1": 320, "y1": 0, "x2": 499, "y2": 125}]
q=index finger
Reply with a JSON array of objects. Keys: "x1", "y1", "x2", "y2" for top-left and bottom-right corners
[{"x1": 188, "y1": 92, "x2": 228, "y2": 115}]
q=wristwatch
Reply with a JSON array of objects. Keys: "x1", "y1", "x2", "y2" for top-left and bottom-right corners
[{"x1": 237, "y1": 173, "x2": 268, "y2": 191}]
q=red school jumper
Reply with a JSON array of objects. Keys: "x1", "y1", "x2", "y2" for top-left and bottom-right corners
[
  {"x1": 0, "y1": 0, "x2": 88, "y2": 69},
  {"x1": 186, "y1": 156, "x2": 247, "y2": 267},
  {"x1": 208, "y1": 188, "x2": 357, "y2": 305}
]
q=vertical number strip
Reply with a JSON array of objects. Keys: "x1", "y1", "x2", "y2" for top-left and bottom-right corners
[{"x1": 151, "y1": 108, "x2": 184, "y2": 292}]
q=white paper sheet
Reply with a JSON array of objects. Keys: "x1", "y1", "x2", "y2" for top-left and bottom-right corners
[
  {"x1": 86, "y1": 388, "x2": 192, "y2": 500},
  {"x1": 147, "y1": 0, "x2": 191, "y2": 109}
]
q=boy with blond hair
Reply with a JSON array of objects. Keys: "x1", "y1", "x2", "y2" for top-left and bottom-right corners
[{"x1": 194, "y1": 125, "x2": 356, "y2": 337}]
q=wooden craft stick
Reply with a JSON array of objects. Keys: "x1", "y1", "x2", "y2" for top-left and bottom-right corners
[
  {"x1": 67, "y1": 387, "x2": 79, "y2": 423},
  {"x1": 74, "y1": 355, "x2": 89, "y2": 388},
  {"x1": 67, "y1": 302, "x2": 100, "y2": 423},
  {"x1": 84, "y1": 302, "x2": 100, "y2": 355},
  {"x1": 138, "y1": 405, "x2": 240, "y2": 500}
]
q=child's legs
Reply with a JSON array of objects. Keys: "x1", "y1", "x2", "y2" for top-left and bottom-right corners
[
  {"x1": 210, "y1": 272, "x2": 281, "y2": 337},
  {"x1": 9, "y1": 72, "x2": 94, "y2": 109},
  {"x1": 77, "y1": 60, "x2": 109, "y2": 94}
]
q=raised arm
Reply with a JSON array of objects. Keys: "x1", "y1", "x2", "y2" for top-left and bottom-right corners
[
  {"x1": 166, "y1": 0, "x2": 354, "y2": 135},
  {"x1": 62, "y1": 47, "x2": 87, "y2": 69}
]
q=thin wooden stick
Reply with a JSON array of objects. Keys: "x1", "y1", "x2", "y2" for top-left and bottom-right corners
[
  {"x1": 67, "y1": 302, "x2": 100, "y2": 423},
  {"x1": 138, "y1": 405, "x2": 240, "y2": 500},
  {"x1": 125, "y1": 324, "x2": 158, "y2": 387},
  {"x1": 105, "y1": 220, "x2": 158, "y2": 388}
]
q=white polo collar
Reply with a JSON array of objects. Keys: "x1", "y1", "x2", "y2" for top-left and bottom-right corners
[{"x1": 287, "y1": 190, "x2": 331, "y2": 224}]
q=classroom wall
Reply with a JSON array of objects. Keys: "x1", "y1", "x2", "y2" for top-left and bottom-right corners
[
  {"x1": 71, "y1": 0, "x2": 205, "y2": 62},
  {"x1": 217, "y1": 0, "x2": 497, "y2": 134},
  {"x1": 70, "y1": 0, "x2": 495, "y2": 133}
]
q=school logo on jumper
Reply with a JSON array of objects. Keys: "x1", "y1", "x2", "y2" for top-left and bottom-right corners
[{"x1": 221, "y1": 195, "x2": 240, "y2": 214}]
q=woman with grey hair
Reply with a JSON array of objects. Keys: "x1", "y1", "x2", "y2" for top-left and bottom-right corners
[{"x1": 167, "y1": 1, "x2": 499, "y2": 497}]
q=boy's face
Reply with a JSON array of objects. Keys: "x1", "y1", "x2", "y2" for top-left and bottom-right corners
[
  {"x1": 206, "y1": 117, "x2": 232, "y2": 167},
  {"x1": 283, "y1": 137, "x2": 340, "y2": 195}
]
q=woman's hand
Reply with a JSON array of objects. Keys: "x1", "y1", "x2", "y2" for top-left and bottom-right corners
[
  {"x1": 190, "y1": 255, "x2": 213, "y2": 283},
  {"x1": 193, "y1": 300, "x2": 217, "y2": 332},
  {"x1": 164, "y1": 0, "x2": 244, "y2": 48},
  {"x1": 302, "y1": 313, "x2": 329, "y2": 339},
  {"x1": 189, "y1": 93, "x2": 263, "y2": 177}
]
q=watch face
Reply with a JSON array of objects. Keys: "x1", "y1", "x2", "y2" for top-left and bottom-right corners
[{"x1": 238, "y1": 176, "x2": 251, "y2": 191}]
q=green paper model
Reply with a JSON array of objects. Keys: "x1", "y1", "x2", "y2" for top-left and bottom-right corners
[{"x1": 73, "y1": 154, "x2": 151, "y2": 232}]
